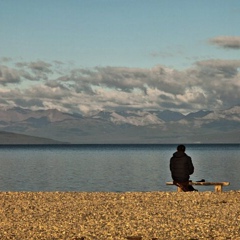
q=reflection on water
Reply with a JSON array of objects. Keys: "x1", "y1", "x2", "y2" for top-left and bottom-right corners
[{"x1": 0, "y1": 144, "x2": 239, "y2": 192}]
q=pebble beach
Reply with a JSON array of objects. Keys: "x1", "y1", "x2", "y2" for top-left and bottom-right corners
[{"x1": 1, "y1": 191, "x2": 240, "y2": 240}]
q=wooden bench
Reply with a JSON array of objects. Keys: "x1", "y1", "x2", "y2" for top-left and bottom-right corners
[{"x1": 166, "y1": 181, "x2": 230, "y2": 192}]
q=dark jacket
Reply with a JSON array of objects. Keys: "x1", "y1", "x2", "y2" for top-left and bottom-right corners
[{"x1": 170, "y1": 151, "x2": 194, "y2": 182}]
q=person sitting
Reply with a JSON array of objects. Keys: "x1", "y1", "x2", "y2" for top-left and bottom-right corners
[{"x1": 170, "y1": 145, "x2": 197, "y2": 192}]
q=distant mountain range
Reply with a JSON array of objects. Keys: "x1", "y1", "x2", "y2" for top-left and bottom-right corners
[{"x1": 0, "y1": 106, "x2": 239, "y2": 144}]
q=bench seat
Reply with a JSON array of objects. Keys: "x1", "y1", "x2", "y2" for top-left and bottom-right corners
[{"x1": 166, "y1": 181, "x2": 230, "y2": 192}]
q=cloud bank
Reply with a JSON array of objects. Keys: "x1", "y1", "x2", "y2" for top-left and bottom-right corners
[{"x1": 1, "y1": 36, "x2": 240, "y2": 116}]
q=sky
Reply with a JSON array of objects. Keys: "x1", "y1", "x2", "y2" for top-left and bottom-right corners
[{"x1": 0, "y1": 0, "x2": 240, "y2": 116}]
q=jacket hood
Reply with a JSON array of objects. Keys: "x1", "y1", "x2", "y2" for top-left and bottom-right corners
[{"x1": 173, "y1": 151, "x2": 186, "y2": 158}]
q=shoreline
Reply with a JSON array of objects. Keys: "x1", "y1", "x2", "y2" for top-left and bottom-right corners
[{"x1": 1, "y1": 191, "x2": 240, "y2": 239}]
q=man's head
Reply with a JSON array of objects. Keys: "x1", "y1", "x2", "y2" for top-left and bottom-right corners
[{"x1": 177, "y1": 144, "x2": 186, "y2": 152}]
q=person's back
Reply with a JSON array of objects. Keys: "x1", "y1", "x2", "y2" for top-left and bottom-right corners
[{"x1": 170, "y1": 145, "x2": 195, "y2": 191}]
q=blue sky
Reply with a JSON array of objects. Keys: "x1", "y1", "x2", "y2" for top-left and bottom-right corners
[
  {"x1": 0, "y1": 0, "x2": 240, "y2": 115},
  {"x1": 1, "y1": 0, "x2": 240, "y2": 68}
]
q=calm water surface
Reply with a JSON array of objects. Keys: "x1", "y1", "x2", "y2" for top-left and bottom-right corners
[{"x1": 0, "y1": 144, "x2": 239, "y2": 192}]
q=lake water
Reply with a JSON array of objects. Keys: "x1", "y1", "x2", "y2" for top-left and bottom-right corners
[{"x1": 0, "y1": 144, "x2": 239, "y2": 192}]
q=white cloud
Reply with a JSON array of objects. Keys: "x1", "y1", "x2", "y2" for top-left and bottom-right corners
[
  {"x1": 0, "y1": 65, "x2": 21, "y2": 85},
  {"x1": 209, "y1": 36, "x2": 240, "y2": 49}
]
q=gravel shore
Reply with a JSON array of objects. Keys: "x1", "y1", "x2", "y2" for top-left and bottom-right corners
[{"x1": 1, "y1": 191, "x2": 240, "y2": 239}]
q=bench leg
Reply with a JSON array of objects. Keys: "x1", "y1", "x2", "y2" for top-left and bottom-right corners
[
  {"x1": 215, "y1": 185, "x2": 222, "y2": 192},
  {"x1": 177, "y1": 187, "x2": 183, "y2": 192}
]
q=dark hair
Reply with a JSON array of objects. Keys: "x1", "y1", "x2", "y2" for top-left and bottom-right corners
[{"x1": 177, "y1": 144, "x2": 186, "y2": 152}]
